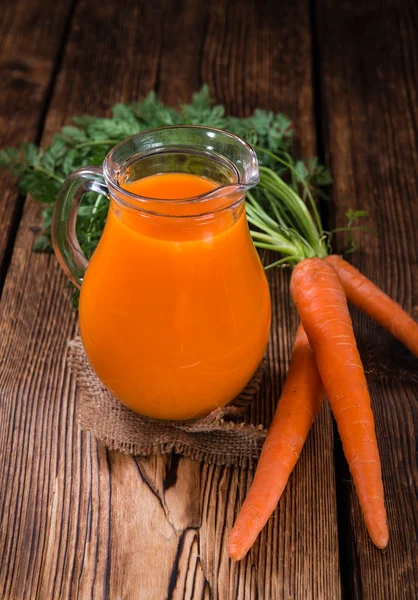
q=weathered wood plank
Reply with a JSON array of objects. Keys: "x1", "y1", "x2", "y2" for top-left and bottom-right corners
[
  {"x1": 1, "y1": 1, "x2": 342, "y2": 599},
  {"x1": 195, "y1": 2, "x2": 341, "y2": 598},
  {"x1": 0, "y1": 0, "x2": 75, "y2": 282},
  {"x1": 316, "y1": 0, "x2": 418, "y2": 597},
  {"x1": 0, "y1": 0, "x2": 164, "y2": 597}
]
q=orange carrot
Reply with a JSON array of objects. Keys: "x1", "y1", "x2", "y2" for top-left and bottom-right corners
[
  {"x1": 290, "y1": 258, "x2": 388, "y2": 549},
  {"x1": 327, "y1": 254, "x2": 418, "y2": 358},
  {"x1": 228, "y1": 325, "x2": 324, "y2": 561}
]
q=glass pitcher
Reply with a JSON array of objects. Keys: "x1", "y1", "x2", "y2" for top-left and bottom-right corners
[{"x1": 52, "y1": 126, "x2": 271, "y2": 420}]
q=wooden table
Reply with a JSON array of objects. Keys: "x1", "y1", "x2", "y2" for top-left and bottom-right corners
[{"x1": 0, "y1": 0, "x2": 417, "y2": 598}]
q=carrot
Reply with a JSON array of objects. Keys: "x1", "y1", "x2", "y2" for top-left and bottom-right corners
[
  {"x1": 290, "y1": 258, "x2": 388, "y2": 549},
  {"x1": 228, "y1": 325, "x2": 324, "y2": 561},
  {"x1": 327, "y1": 254, "x2": 418, "y2": 358}
]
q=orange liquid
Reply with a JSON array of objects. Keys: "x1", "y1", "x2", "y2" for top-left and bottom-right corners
[{"x1": 79, "y1": 173, "x2": 271, "y2": 420}]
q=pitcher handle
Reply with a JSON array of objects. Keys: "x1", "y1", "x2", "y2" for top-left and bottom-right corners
[{"x1": 52, "y1": 167, "x2": 109, "y2": 289}]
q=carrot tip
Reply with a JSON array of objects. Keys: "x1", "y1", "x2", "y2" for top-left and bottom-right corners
[
  {"x1": 368, "y1": 522, "x2": 389, "y2": 549},
  {"x1": 372, "y1": 531, "x2": 389, "y2": 550},
  {"x1": 227, "y1": 538, "x2": 247, "y2": 561}
]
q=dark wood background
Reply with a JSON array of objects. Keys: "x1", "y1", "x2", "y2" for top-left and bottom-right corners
[{"x1": 0, "y1": 0, "x2": 417, "y2": 598}]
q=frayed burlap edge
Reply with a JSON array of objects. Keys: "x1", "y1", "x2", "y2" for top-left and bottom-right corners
[{"x1": 68, "y1": 337, "x2": 267, "y2": 468}]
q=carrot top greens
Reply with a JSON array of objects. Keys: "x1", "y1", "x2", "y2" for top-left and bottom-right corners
[
  {"x1": 0, "y1": 85, "x2": 369, "y2": 289},
  {"x1": 247, "y1": 150, "x2": 372, "y2": 267},
  {"x1": 0, "y1": 86, "x2": 331, "y2": 255}
]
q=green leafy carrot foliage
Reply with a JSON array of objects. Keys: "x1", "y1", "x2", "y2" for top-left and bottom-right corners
[{"x1": 0, "y1": 86, "x2": 331, "y2": 261}]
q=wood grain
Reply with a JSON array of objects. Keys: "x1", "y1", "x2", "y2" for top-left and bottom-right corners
[
  {"x1": 0, "y1": 0, "x2": 75, "y2": 284},
  {"x1": 5, "y1": 0, "x2": 410, "y2": 597},
  {"x1": 316, "y1": 0, "x2": 418, "y2": 598},
  {"x1": 197, "y1": 1, "x2": 341, "y2": 598},
  {"x1": 0, "y1": 0, "x2": 343, "y2": 597},
  {"x1": 0, "y1": 0, "x2": 163, "y2": 597},
  {"x1": 156, "y1": 0, "x2": 209, "y2": 104}
]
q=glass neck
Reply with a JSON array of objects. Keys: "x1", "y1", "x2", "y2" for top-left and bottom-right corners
[{"x1": 103, "y1": 125, "x2": 259, "y2": 217}]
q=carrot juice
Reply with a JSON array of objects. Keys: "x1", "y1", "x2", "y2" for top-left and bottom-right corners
[{"x1": 78, "y1": 172, "x2": 271, "y2": 420}]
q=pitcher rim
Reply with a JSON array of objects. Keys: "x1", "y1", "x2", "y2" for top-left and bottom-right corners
[{"x1": 102, "y1": 125, "x2": 260, "y2": 210}]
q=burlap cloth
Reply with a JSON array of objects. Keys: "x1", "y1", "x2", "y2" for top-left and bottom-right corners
[
  {"x1": 68, "y1": 321, "x2": 418, "y2": 469},
  {"x1": 68, "y1": 337, "x2": 267, "y2": 468}
]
